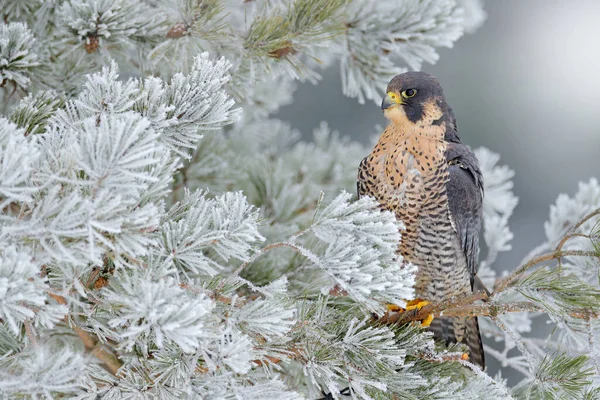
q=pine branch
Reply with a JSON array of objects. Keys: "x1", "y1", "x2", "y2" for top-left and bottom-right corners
[
  {"x1": 0, "y1": 22, "x2": 39, "y2": 91},
  {"x1": 47, "y1": 292, "x2": 123, "y2": 376},
  {"x1": 244, "y1": 0, "x2": 346, "y2": 59},
  {"x1": 526, "y1": 352, "x2": 594, "y2": 399},
  {"x1": 493, "y1": 249, "x2": 598, "y2": 295},
  {"x1": 554, "y1": 208, "x2": 600, "y2": 275}
]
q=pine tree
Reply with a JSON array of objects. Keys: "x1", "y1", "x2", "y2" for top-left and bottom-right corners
[{"x1": 0, "y1": 1, "x2": 599, "y2": 398}]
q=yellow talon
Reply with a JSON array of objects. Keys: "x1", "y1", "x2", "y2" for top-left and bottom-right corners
[
  {"x1": 387, "y1": 299, "x2": 434, "y2": 327},
  {"x1": 386, "y1": 304, "x2": 403, "y2": 312},
  {"x1": 407, "y1": 300, "x2": 434, "y2": 327},
  {"x1": 404, "y1": 299, "x2": 430, "y2": 311},
  {"x1": 422, "y1": 312, "x2": 434, "y2": 327}
]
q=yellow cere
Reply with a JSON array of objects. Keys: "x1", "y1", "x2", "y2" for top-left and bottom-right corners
[{"x1": 387, "y1": 91, "x2": 401, "y2": 103}]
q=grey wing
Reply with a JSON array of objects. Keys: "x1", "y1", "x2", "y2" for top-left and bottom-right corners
[{"x1": 445, "y1": 143, "x2": 484, "y2": 285}]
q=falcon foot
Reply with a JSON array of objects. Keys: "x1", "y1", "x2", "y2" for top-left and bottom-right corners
[{"x1": 386, "y1": 299, "x2": 434, "y2": 327}]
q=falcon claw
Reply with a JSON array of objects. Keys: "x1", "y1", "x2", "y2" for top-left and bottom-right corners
[
  {"x1": 386, "y1": 299, "x2": 434, "y2": 327},
  {"x1": 404, "y1": 299, "x2": 430, "y2": 311},
  {"x1": 421, "y1": 312, "x2": 434, "y2": 327}
]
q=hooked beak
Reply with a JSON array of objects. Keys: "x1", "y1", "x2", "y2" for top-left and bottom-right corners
[{"x1": 381, "y1": 92, "x2": 401, "y2": 111}]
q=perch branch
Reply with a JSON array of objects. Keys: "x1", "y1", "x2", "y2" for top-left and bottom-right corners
[
  {"x1": 379, "y1": 297, "x2": 599, "y2": 326},
  {"x1": 379, "y1": 291, "x2": 487, "y2": 325}
]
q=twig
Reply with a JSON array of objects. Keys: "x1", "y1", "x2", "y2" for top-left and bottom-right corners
[
  {"x1": 24, "y1": 320, "x2": 38, "y2": 346},
  {"x1": 492, "y1": 209, "x2": 600, "y2": 290},
  {"x1": 85, "y1": 267, "x2": 102, "y2": 288},
  {"x1": 552, "y1": 208, "x2": 600, "y2": 273},
  {"x1": 491, "y1": 315, "x2": 536, "y2": 373},
  {"x1": 586, "y1": 318, "x2": 600, "y2": 376},
  {"x1": 484, "y1": 346, "x2": 534, "y2": 378},
  {"x1": 441, "y1": 301, "x2": 538, "y2": 319},
  {"x1": 415, "y1": 351, "x2": 470, "y2": 363},
  {"x1": 555, "y1": 208, "x2": 600, "y2": 252},
  {"x1": 73, "y1": 325, "x2": 122, "y2": 375},
  {"x1": 435, "y1": 301, "x2": 594, "y2": 320},
  {"x1": 493, "y1": 250, "x2": 598, "y2": 295},
  {"x1": 48, "y1": 291, "x2": 123, "y2": 375}
]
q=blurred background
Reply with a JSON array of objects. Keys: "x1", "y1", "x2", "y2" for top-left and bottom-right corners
[{"x1": 278, "y1": 0, "x2": 600, "y2": 381}]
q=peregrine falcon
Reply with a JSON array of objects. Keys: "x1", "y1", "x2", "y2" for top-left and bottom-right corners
[{"x1": 357, "y1": 72, "x2": 485, "y2": 368}]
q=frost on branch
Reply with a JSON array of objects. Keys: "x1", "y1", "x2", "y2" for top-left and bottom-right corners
[
  {"x1": 540, "y1": 179, "x2": 600, "y2": 302},
  {"x1": 158, "y1": 53, "x2": 241, "y2": 155},
  {"x1": 191, "y1": 121, "x2": 364, "y2": 226},
  {"x1": 57, "y1": 0, "x2": 163, "y2": 56},
  {"x1": 160, "y1": 189, "x2": 265, "y2": 277},
  {"x1": 545, "y1": 178, "x2": 600, "y2": 248},
  {"x1": 231, "y1": 284, "x2": 296, "y2": 341},
  {"x1": 303, "y1": 192, "x2": 417, "y2": 312},
  {"x1": 0, "y1": 118, "x2": 39, "y2": 209},
  {"x1": 0, "y1": 246, "x2": 66, "y2": 334},
  {"x1": 63, "y1": 61, "x2": 140, "y2": 120},
  {"x1": 105, "y1": 272, "x2": 214, "y2": 353},
  {"x1": 8, "y1": 90, "x2": 64, "y2": 135},
  {"x1": 456, "y1": 0, "x2": 488, "y2": 33},
  {"x1": 241, "y1": 0, "x2": 345, "y2": 83},
  {"x1": 0, "y1": 46, "x2": 265, "y2": 397},
  {"x1": 0, "y1": 0, "x2": 40, "y2": 22},
  {"x1": 287, "y1": 297, "x2": 510, "y2": 399},
  {"x1": 0, "y1": 23, "x2": 39, "y2": 91},
  {"x1": 4, "y1": 114, "x2": 163, "y2": 267},
  {"x1": 57, "y1": 54, "x2": 240, "y2": 158},
  {"x1": 0, "y1": 337, "x2": 85, "y2": 398},
  {"x1": 339, "y1": 0, "x2": 486, "y2": 103},
  {"x1": 75, "y1": 115, "x2": 162, "y2": 192},
  {"x1": 514, "y1": 352, "x2": 595, "y2": 400},
  {"x1": 537, "y1": 179, "x2": 600, "y2": 354},
  {"x1": 144, "y1": 0, "x2": 486, "y2": 108}
]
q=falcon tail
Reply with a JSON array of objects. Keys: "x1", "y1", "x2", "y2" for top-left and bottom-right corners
[{"x1": 429, "y1": 316, "x2": 485, "y2": 369}]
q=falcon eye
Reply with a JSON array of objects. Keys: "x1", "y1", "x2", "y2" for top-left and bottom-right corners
[{"x1": 402, "y1": 89, "x2": 417, "y2": 98}]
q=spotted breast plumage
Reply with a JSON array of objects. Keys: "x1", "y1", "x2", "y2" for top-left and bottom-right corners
[{"x1": 357, "y1": 71, "x2": 485, "y2": 368}]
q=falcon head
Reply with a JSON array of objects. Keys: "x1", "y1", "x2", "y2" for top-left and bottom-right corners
[{"x1": 381, "y1": 71, "x2": 452, "y2": 129}]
